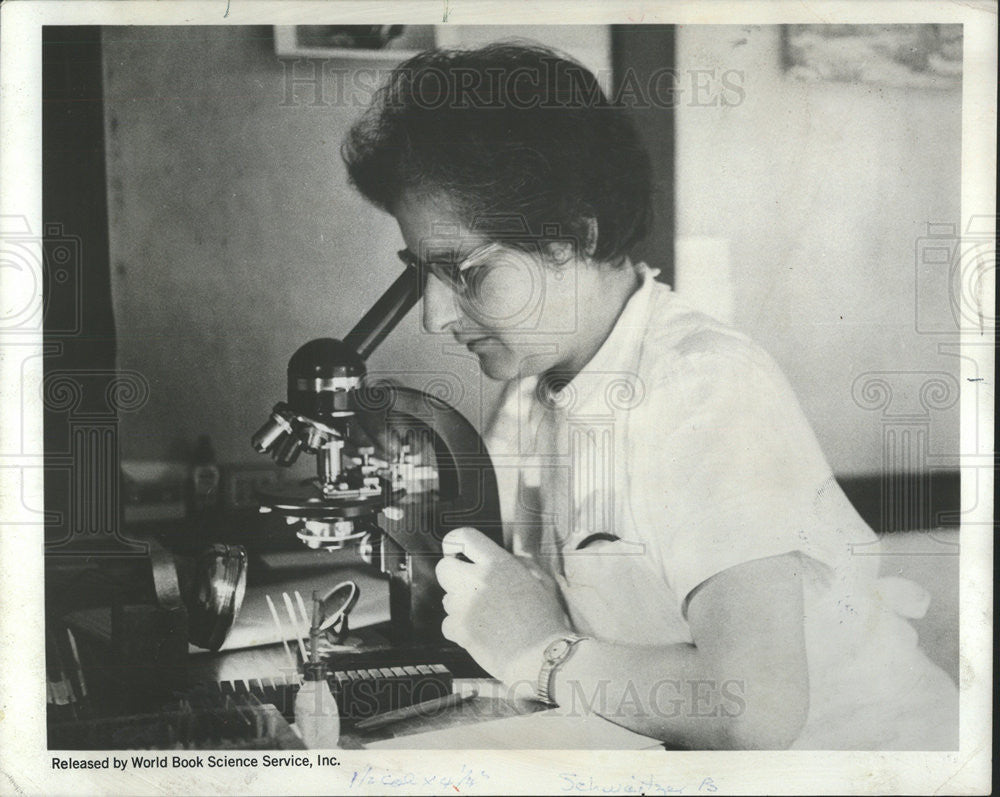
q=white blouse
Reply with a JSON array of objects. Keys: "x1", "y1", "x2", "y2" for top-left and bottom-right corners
[{"x1": 485, "y1": 263, "x2": 958, "y2": 750}]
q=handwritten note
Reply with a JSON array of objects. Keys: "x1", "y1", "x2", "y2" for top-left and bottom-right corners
[
  {"x1": 557, "y1": 773, "x2": 719, "y2": 794},
  {"x1": 348, "y1": 763, "x2": 490, "y2": 789},
  {"x1": 347, "y1": 765, "x2": 719, "y2": 794}
]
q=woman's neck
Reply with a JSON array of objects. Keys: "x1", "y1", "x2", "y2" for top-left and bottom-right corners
[{"x1": 544, "y1": 258, "x2": 643, "y2": 387}]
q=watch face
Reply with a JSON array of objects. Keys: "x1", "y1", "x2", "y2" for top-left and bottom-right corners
[{"x1": 545, "y1": 639, "x2": 571, "y2": 662}]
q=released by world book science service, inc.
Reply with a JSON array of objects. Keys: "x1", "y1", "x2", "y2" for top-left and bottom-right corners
[{"x1": 51, "y1": 754, "x2": 335, "y2": 771}]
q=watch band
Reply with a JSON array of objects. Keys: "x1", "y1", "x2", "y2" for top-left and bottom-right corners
[{"x1": 536, "y1": 634, "x2": 590, "y2": 706}]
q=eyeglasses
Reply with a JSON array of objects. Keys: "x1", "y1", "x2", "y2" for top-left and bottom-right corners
[{"x1": 397, "y1": 241, "x2": 506, "y2": 296}]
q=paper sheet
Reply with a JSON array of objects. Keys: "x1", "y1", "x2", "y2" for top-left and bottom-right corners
[
  {"x1": 211, "y1": 554, "x2": 390, "y2": 652},
  {"x1": 365, "y1": 709, "x2": 663, "y2": 750}
]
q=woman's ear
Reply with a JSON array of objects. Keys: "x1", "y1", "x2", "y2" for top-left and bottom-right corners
[
  {"x1": 545, "y1": 217, "x2": 598, "y2": 264},
  {"x1": 545, "y1": 239, "x2": 575, "y2": 266}
]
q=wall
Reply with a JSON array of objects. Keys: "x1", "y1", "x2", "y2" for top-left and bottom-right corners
[
  {"x1": 106, "y1": 24, "x2": 960, "y2": 477},
  {"x1": 674, "y1": 25, "x2": 962, "y2": 476},
  {"x1": 103, "y1": 25, "x2": 610, "y2": 466}
]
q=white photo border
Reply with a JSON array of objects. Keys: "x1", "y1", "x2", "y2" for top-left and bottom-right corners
[{"x1": 0, "y1": 1, "x2": 994, "y2": 794}]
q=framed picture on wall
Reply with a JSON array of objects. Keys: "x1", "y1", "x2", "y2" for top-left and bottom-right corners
[
  {"x1": 781, "y1": 24, "x2": 963, "y2": 88},
  {"x1": 273, "y1": 24, "x2": 437, "y2": 59}
]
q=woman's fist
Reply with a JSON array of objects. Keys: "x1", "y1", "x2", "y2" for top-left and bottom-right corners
[{"x1": 435, "y1": 527, "x2": 573, "y2": 693}]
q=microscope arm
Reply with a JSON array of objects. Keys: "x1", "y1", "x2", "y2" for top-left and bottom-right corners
[
  {"x1": 352, "y1": 383, "x2": 503, "y2": 647},
  {"x1": 353, "y1": 383, "x2": 503, "y2": 554}
]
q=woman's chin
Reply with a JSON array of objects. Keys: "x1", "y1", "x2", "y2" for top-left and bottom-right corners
[{"x1": 474, "y1": 350, "x2": 520, "y2": 381}]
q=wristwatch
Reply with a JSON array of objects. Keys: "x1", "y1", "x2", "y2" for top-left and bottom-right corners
[{"x1": 536, "y1": 634, "x2": 591, "y2": 706}]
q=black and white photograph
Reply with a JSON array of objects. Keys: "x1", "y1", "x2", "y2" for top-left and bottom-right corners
[{"x1": 0, "y1": 1, "x2": 994, "y2": 794}]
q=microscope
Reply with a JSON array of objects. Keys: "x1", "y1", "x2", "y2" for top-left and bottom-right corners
[{"x1": 249, "y1": 264, "x2": 503, "y2": 680}]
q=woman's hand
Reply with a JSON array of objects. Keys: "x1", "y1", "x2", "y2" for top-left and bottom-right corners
[{"x1": 435, "y1": 527, "x2": 573, "y2": 695}]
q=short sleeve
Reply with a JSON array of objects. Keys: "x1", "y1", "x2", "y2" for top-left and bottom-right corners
[{"x1": 627, "y1": 333, "x2": 875, "y2": 611}]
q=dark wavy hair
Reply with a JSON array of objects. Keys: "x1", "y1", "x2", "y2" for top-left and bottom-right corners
[{"x1": 342, "y1": 42, "x2": 651, "y2": 263}]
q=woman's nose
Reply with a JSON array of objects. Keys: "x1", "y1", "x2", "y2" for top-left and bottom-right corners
[{"x1": 422, "y1": 273, "x2": 460, "y2": 334}]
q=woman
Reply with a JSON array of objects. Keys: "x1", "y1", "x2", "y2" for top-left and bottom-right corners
[{"x1": 342, "y1": 43, "x2": 958, "y2": 749}]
